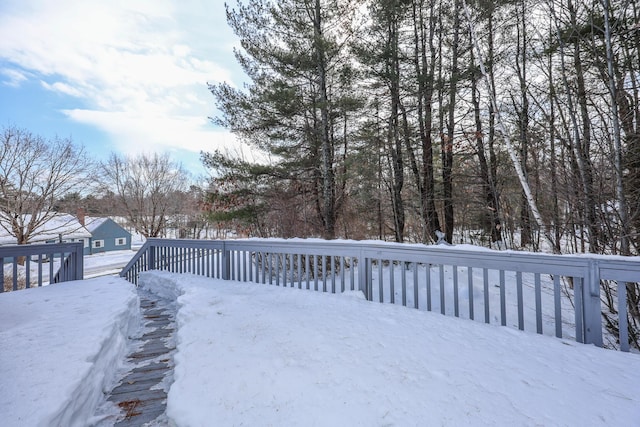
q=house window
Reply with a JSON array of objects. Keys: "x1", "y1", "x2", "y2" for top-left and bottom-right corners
[
  {"x1": 92, "y1": 240, "x2": 104, "y2": 249},
  {"x1": 75, "y1": 238, "x2": 89, "y2": 248},
  {"x1": 115, "y1": 237, "x2": 126, "y2": 246}
]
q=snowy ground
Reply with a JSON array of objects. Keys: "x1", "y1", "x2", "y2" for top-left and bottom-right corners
[
  {"x1": 146, "y1": 271, "x2": 640, "y2": 426},
  {"x1": 3, "y1": 269, "x2": 637, "y2": 426},
  {"x1": 83, "y1": 250, "x2": 138, "y2": 278},
  {"x1": 0, "y1": 277, "x2": 139, "y2": 426}
]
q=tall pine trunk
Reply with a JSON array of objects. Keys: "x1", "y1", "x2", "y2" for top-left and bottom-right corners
[
  {"x1": 388, "y1": 4, "x2": 405, "y2": 243},
  {"x1": 417, "y1": 0, "x2": 441, "y2": 242},
  {"x1": 443, "y1": 0, "x2": 460, "y2": 244},
  {"x1": 314, "y1": 0, "x2": 336, "y2": 239}
]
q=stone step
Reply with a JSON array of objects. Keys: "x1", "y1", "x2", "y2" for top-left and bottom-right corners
[{"x1": 99, "y1": 288, "x2": 177, "y2": 426}]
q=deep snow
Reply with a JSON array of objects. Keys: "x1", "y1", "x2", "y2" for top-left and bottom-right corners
[
  {"x1": 141, "y1": 271, "x2": 640, "y2": 426},
  {"x1": 0, "y1": 277, "x2": 139, "y2": 426},
  {"x1": 1, "y1": 270, "x2": 639, "y2": 426}
]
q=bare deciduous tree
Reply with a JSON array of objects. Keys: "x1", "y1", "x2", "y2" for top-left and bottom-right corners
[
  {"x1": 102, "y1": 152, "x2": 190, "y2": 238},
  {"x1": 0, "y1": 125, "x2": 93, "y2": 246}
]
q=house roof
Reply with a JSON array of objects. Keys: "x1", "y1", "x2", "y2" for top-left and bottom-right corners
[
  {"x1": 83, "y1": 217, "x2": 109, "y2": 233},
  {"x1": 0, "y1": 213, "x2": 91, "y2": 245}
]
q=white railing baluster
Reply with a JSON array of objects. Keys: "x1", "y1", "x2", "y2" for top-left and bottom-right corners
[
  {"x1": 313, "y1": 255, "x2": 319, "y2": 291},
  {"x1": 340, "y1": 256, "x2": 345, "y2": 293},
  {"x1": 535, "y1": 273, "x2": 542, "y2": 334},
  {"x1": 349, "y1": 257, "x2": 355, "y2": 291},
  {"x1": 517, "y1": 271, "x2": 524, "y2": 330},
  {"x1": 401, "y1": 262, "x2": 407, "y2": 307},
  {"x1": 390, "y1": 261, "x2": 395, "y2": 304},
  {"x1": 500, "y1": 270, "x2": 506, "y2": 326},
  {"x1": 331, "y1": 256, "x2": 336, "y2": 293},
  {"x1": 413, "y1": 263, "x2": 418, "y2": 309},
  {"x1": 305, "y1": 254, "x2": 310, "y2": 290},
  {"x1": 322, "y1": 256, "x2": 327, "y2": 293},
  {"x1": 297, "y1": 254, "x2": 302, "y2": 289},
  {"x1": 426, "y1": 264, "x2": 432, "y2": 312},
  {"x1": 453, "y1": 265, "x2": 458, "y2": 317},
  {"x1": 619, "y1": 281, "x2": 629, "y2": 352},
  {"x1": 468, "y1": 266, "x2": 474, "y2": 320},
  {"x1": 439, "y1": 264, "x2": 445, "y2": 315},
  {"x1": 378, "y1": 259, "x2": 383, "y2": 303},
  {"x1": 483, "y1": 268, "x2": 489, "y2": 324},
  {"x1": 553, "y1": 275, "x2": 562, "y2": 338},
  {"x1": 575, "y1": 278, "x2": 585, "y2": 343}
]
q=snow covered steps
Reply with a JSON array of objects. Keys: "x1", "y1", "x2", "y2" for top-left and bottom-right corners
[{"x1": 106, "y1": 289, "x2": 177, "y2": 426}]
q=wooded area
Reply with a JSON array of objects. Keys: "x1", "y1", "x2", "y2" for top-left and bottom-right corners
[{"x1": 208, "y1": 0, "x2": 640, "y2": 257}]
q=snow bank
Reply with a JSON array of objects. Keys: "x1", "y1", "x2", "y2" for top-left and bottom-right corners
[
  {"x1": 0, "y1": 277, "x2": 140, "y2": 427},
  {"x1": 141, "y1": 271, "x2": 639, "y2": 426},
  {"x1": 139, "y1": 270, "x2": 184, "y2": 300}
]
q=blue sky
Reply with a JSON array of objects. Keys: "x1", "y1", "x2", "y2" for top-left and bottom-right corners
[{"x1": 0, "y1": 0, "x2": 252, "y2": 177}]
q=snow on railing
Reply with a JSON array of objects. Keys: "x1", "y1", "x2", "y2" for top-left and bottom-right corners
[
  {"x1": 120, "y1": 238, "x2": 640, "y2": 352},
  {"x1": 1, "y1": 242, "x2": 84, "y2": 292}
]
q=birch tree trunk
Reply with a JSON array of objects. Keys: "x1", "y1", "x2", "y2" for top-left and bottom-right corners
[{"x1": 462, "y1": 0, "x2": 557, "y2": 251}]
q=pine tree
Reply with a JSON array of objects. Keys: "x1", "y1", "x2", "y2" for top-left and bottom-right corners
[{"x1": 210, "y1": 0, "x2": 360, "y2": 239}]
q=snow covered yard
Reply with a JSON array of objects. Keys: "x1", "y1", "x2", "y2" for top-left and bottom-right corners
[
  {"x1": 142, "y1": 271, "x2": 640, "y2": 426},
  {"x1": 1, "y1": 270, "x2": 639, "y2": 426}
]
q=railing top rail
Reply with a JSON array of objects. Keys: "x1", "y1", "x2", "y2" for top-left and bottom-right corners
[
  {"x1": 0, "y1": 242, "x2": 84, "y2": 257},
  {"x1": 598, "y1": 259, "x2": 640, "y2": 281},
  {"x1": 119, "y1": 240, "x2": 154, "y2": 277},
  {"x1": 134, "y1": 238, "x2": 640, "y2": 280}
]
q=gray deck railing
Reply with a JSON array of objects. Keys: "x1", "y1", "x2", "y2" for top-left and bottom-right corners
[
  {"x1": 1, "y1": 242, "x2": 84, "y2": 292},
  {"x1": 120, "y1": 238, "x2": 640, "y2": 352}
]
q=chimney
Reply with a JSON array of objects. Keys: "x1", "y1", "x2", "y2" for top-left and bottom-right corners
[{"x1": 77, "y1": 207, "x2": 85, "y2": 226}]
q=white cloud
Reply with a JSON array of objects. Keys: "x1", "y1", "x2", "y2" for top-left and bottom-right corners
[
  {"x1": 40, "y1": 81, "x2": 84, "y2": 98},
  {"x1": 62, "y1": 108, "x2": 261, "y2": 167},
  {"x1": 1, "y1": 68, "x2": 28, "y2": 87},
  {"x1": 0, "y1": 0, "x2": 250, "y2": 169}
]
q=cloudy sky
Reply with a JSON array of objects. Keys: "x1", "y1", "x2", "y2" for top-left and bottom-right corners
[{"x1": 0, "y1": 0, "x2": 250, "y2": 176}]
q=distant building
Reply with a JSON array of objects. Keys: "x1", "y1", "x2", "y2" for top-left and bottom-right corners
[
  {"x1": 0, "y1": 213, "x2": 92, "y2": 247},
  {"x1": 0, "y1": 212, "x2": 133, "y2": 261},
  {"x1": 82, "y1": 216, "x2": 132, "y2": 254},
  {"x1": 0, "y1": 213, "x2": 92, "y2": 263}
]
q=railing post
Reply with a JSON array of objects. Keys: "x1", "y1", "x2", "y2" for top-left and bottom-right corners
[
  {"x1": 357, "y1": 252, "x2": 371, "y2": 300},
  {"x1": 148, "y1": 243, "x2": 156, "y2": 270},
  {"x1": 75, "y1": 242, "x2": 84, "y2": 281},
  {"x1": 222, "y1": 242, "x2": 230, "y2": 280},
  {"x1": 582, "y1": 261, "x2": 603, "y2": 347}
]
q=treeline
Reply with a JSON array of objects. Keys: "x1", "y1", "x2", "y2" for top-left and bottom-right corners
[
  {"x1": 206, "y1": 0, "x2": 640, "y2": 256},
  {"x1": 0, "y1": 128, "x2": 216, "y2": 245}
]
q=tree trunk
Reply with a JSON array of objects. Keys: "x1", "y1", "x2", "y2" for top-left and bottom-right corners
[
  {"x1": 414, "y1": 0, "x2": 441, "y2": 242},
  {"x1": 388, "y1": 6, "x2": 405, "y2": 243},
  {"x1": 443, "y1": 0, "x2": 460, "y2": 244},
  {"x1": 462, "y1": 0, "x2": 555, "y2": 249},
  {"x1": 470, "y1": 42, "x2": 501, "y2": 247},
  {"x1": 515, "y1": 2, "x2": 531, "y2": 247},
  {"x1": 314, "y1": 0, "x2": 335, "y2": 239},
  {"x1": 548, "y1": 15, "x2": 562, "y2": 254}
]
